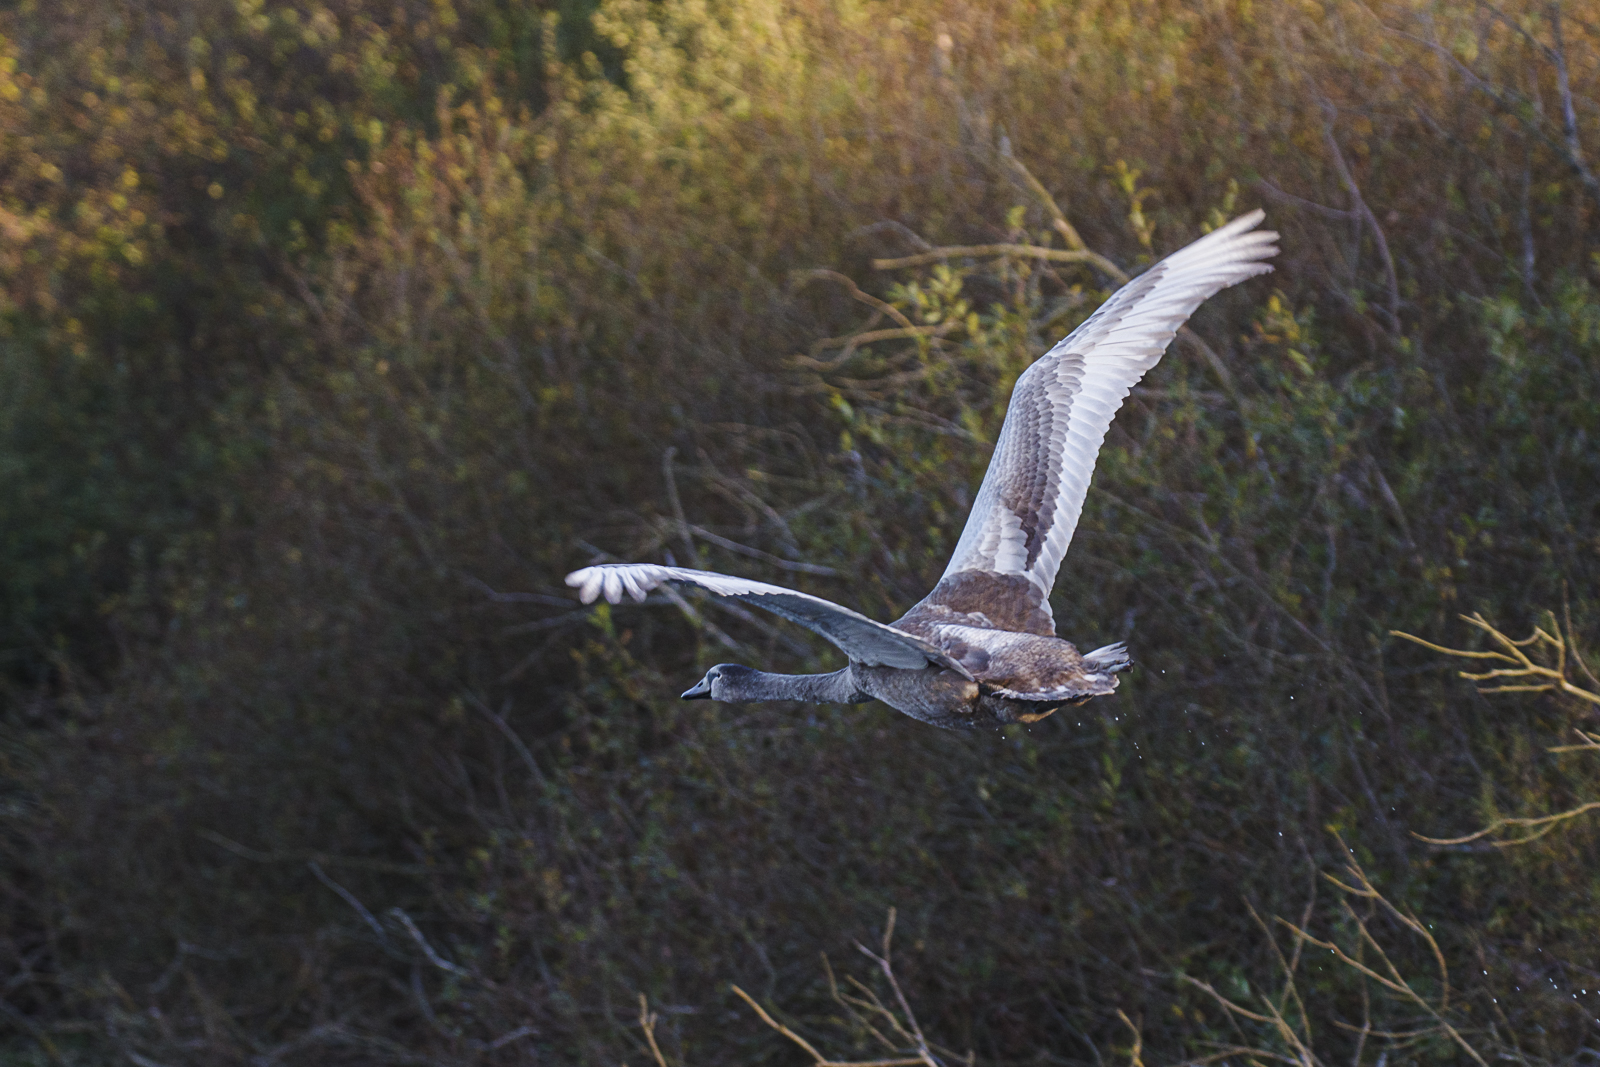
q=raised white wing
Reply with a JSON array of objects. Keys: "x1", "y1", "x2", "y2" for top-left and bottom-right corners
[
  {"x1": 565, "y1": 563, "x2": 972, "y2": 676},
  {"x1": 942, "y1": 210, "x2": 1277, "y2": 598}
]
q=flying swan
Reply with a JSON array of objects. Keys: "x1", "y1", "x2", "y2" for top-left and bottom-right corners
[{"x1": 567, "y1": 211, "x2": 1277, "y2": 729}]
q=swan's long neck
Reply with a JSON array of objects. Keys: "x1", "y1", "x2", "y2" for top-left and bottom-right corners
[{"x1": 720, "y1": 667, "x2": 866, "y2": 705}]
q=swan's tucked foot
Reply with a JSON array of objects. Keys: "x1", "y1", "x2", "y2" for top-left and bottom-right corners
[{"x1": 981, "y1": 688, "x2": 1108, "y2": 726}]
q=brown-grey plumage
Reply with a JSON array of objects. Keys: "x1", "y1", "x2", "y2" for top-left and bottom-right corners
[{"x1": 565, "y1": 211, "x2": 1278, "y2": 729}]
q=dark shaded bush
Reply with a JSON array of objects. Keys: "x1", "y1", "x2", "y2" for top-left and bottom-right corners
[{"x1": 2, "y1": 0, "x2": 1599, "y2": 1063}]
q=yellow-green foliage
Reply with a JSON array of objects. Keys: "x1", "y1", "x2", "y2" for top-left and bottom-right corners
[{"x1": 2, "y1": 0, "x2": 1599, "y2": 1064}]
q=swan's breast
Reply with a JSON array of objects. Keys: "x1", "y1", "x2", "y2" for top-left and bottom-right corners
[{"x1": 852, "y1": 665, "x2": 983, "y2": 729}]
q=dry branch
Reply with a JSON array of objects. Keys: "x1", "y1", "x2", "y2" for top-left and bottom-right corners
[
  {"x1": 731, "y1": 909, "x2": 947, "y2": 1067},
  {"x1": 872, "y1": 242, "x2": 1124, "y2": 280},
  {"x1": 1390, "y1": 611, "x2": 1600, "y2": 708},
  {"x1": 638, "y1": 994, "x2": 671, "y2": 1067},
  {"x1": 1395, "y1": 611, "x2": 1600, "y2": 846},
  {"x1": 1163, "y1": 832, "x2": 1491, "y2": 1067}
]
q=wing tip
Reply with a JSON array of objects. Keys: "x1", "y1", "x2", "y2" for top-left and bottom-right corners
[
  {"x1": 563, "y1": 566, "x2": 602, "y2": 604},
  {"x1": 1188, "y1": 210, "x2": 1278, "y2": 266},
  {"x1": 564, "y1": 562, "x2": 649, "y2": 605},
  {"x1": 1214, "y1": 207, "x2": 1267, "y2": 237}
]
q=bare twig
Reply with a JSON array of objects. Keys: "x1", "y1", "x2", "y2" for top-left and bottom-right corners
[
  {"x1": 731, "y1": 984, "x2": 924, "y2": 1067},
  {"x1": 1548, "y1": 727, "x2": 1600, "y2": 753},
  {"x1": 1276, "y1": 890, "x2": 1484, "y2": 1067},
  {"x1": 308, "y1": 862, "x2": 389, "y2": 946},
  {"x1": 1114, "y1": 1010, "x2": 1145, "y2": 1067},
  {"x1": 795, "y1": 269, "x2": 922, "y2": 332},
  {"x1": 388, "y1": 908, "x2": 472, "y2": 979},
  {"x1": 638, "y1": 994, "x2": 670, "y2": 1067},
  {"x1": 731, "y1": 909, "x2": 946, "y2": 1067},
  {"x1": 683, "y1": 524, "x2": 839, "y2": 576},
  {"x1": 1163, "y1": 831, "x2": 1490, "y2": 1066},
  {"x1": 1390, "y1": 611, "x2": 1600, "y2": 708},
  {"x1": 653, "y1": 580, "x2": 746, "y2": 653},
  {"x1": 1319, "y1": 103, "x2": 1401, "y2": 335},
  {"x1": 1255, "y1": 179, "x2": 1357, "y2": 221},
  {"x1": 197, "y1": 830, "x2": 422, "y2": 875},
  {"x1": 0, "y1": 996, "x2": 64, "y2": 1065},
  {"x1": 463, "y1": 692, "x2": 548, "y2": 790},
  {"x1": 1414, "y1": 800, "x2": 1600, "y2": 847},
  {"x1": 872, "y1": 242, "x2": 1124, "y2": 281},
  {"x1": 801, "y1": 322, "x2": 958, "y2": 364},
  {"x1": 1175, "y1": 325, "x2": 1244, "y2": 410},
  {"x1": 1377, "y1": 7, "x2": 1600, "y2": 213},
  {"x1": 662, "y1": 447, "x2": 701, "y2": 569},
  {"x1": 852, "y1": 910, "x2": 941, "y2": 1067},
  {"x1": 997, "y1": 149, "x2": 1092, "y2": 253}
]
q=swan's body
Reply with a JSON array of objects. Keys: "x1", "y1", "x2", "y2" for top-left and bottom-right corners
[{"x1": 566, "y1": 212, "x2": 1277, "y2": 729}]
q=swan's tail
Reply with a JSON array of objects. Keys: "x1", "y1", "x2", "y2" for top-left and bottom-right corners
[{"x1": 1082, "y1": 642, "x2": 1133, "y2": 675}]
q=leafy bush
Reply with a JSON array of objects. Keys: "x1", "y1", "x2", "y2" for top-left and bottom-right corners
[{"x1": 2, "y1": 0, "x2": 1599, "y2": 1063}]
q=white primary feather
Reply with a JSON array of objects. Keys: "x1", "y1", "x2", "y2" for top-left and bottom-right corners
[
  {"x1": 564, "y1": 563, "x2": 972, "y2": 676},
  {"x1": 942, "y1": 210, "x2": 1278, "y2": 597}
]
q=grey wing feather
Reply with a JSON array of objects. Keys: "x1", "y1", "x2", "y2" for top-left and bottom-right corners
[
  {"x1": 565, "y1": 563, "x2": 972, "y2": 677},
  {"x1": 941, "y1": 210, "x2": 1278, "y2": 600}
]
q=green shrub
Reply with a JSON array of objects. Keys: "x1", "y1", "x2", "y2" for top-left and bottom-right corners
[{"x1": 3, "y1": 0, "x2": 1599, "y2": 1063}]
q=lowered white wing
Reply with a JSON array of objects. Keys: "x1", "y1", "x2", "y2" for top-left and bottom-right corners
[
  {"x1": 942, "y1": 210, "x2": 1278, "y2": 598},
  {"x1": 565, "y1": 563, "x2": 972, "y2": 676}
]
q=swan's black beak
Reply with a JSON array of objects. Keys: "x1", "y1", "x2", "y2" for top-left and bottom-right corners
[{"x1": 681, "y1": 677, "x2": 713, "y2": 700}]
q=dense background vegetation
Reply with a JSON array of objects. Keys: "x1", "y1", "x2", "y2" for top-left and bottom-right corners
[{"x1": 2, "y1": 0, "x2": 1599, "y2": 1062}]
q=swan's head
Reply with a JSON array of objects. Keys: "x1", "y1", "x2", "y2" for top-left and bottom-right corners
[{"x1": 680, "y1": 663, "x2": 753, "y2": 701}]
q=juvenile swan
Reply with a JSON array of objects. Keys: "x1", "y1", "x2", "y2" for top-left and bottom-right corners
[{"x1": 567, "y1": 211, "x2": 1277, "y2": 729}]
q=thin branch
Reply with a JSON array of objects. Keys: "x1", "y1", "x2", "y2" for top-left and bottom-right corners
[
  {"x1": 663, "y1": 447, "x2": 701, "y2": 569},
  {"x1": 847, "y1": 220, "x2": 933, "y2": 254},
  {"x1": 655, "y1": 581, "x2": 746, "y2": 653},
  {"x1": 795, "y1": 269, "x2": 921, "y2": 332},
  {"x1": 801, "y1": 322, "x2": 957, "y2": 363},
  {"x1": 730, "y1": 985, "x2": 925, "y2": 1067},
  {"x1": 638, "y1": 994, "x2": 670, "y2": 1067},
  {"x1": 308, "y1": 862, "x2": 389, "y2": 946},
  {"x1": 1380, "y1": 10, "x2": 1600, "y2": 212},
  {"x1": 1319, "y1": 103, "x2": 1401, "y2": 335},
  {"x1": 873, "y1": 243, "x2": 1125, "y2": 280},
  {"x1": 1115, "y1": 1010, "x2": 1146, "y2": 1067},
  {"x1": 1413, "y1": 801, "x2": 1600, "y2": 847},
  {"x1": 0, "y1": 997, "x2": 64, "y2": 1065},
  {"x1": 1244, "y1": 899, "x2": 1314, "y2": 1053},
  {"x1": 997, "y1": 150, "x2": 1092, "y2": 253},
  {"x1": 1566, "y1": 594, "x2": 1600, "y2": 689},
  {"x1": 853, "y1": 909, "x2": 942, "y2": 1067},
  {"x1": 1390, "y1": 612, "x2": 1600, "y2": 707},
  {"x1": 653, "y1": 518, "x2": 840, "y2": 575},
  {"x1": 1272, "y1": 842, "x2": 1486, "y2": 1067},
  {"x1": 463, "y1": 692, "x2": 548, "y2": 790},
  {"x1": 1255, "y1": 179, "x2": 1358, "y2": 221},
  {"x1": 1385, "y1": 632, "x2": 1518, "y2": 663},
  {"x1": 1548, "y1": 728, "x2": 1600, "y2": 753},
  {"x1": 823, "y1": 954, "x2": 917, "y2": 1057},
  {"x1": 1177, "y1": 974, "x2": 1278, "y2": 1026},
  {"x1": 1161, "y1": 830, "x2": 1494, "y2": 1067},
  {"x1": 388, "y1": 908, "x2": 472, "y2": 979},
  {"x1": 1176, "y1": 325, "x2": 1244, "y2": 409},
  {"x1": 732, "y1": 985, "x2": 830, "y2": 1063}
]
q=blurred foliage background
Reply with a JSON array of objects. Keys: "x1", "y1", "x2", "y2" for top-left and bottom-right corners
[{"x1": 1, "y1": 0, "x2": 1599, "y2": 1062}]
